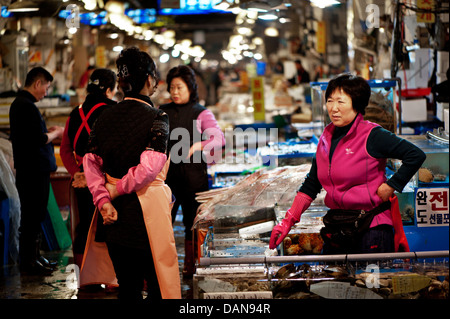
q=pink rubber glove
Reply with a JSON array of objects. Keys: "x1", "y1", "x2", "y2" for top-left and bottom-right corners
[{"x1": 269, "y1": 192, "x2": 313, "y2": 249}]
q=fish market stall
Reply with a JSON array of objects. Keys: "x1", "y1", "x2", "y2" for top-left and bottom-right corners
[
  {"x1": 195, "y1": 251, "x2": 449, "y2": 299},
  {"x1": 194, "y1": 165, "x2": 326, "y2": 251},
  {"x1": 193, "y1": 156, "x2": 449, "y2": 299}
]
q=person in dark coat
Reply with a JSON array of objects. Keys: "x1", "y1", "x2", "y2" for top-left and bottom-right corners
[
  {"x1": 9, "y1": 67, "x2": 64, "y2": 275},
  {"x1": 160, "y1": 65, "x2": 225, "y2": 277},
  {"x1": 83, "y1": 47, "x2": 180, "y2": 300}
]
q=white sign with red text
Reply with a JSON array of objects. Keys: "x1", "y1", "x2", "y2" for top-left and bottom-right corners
[{"x1": 415, "y1": 187, "x2": 449, "y2": 227}]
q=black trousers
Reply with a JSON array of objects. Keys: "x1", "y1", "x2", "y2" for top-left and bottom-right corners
[
  {"x1": 323, "y1": 224, "x2": 395, "y2": 255},
  {"x1": 15, "y1": 170, "x2": 50, "y2": 264},
  {"x1": 106, "y1": 241, "x2": 161, "y2": 300},
  {"x1": 72, "y1": 187, "x2": 96, "y2": 254},
  {"x1": 167, "y1": 163, "x2": 209, "y2": 241}
]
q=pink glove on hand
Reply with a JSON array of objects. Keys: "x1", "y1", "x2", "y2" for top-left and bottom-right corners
[{"x1": 269, "y1": 192, "x2": 313, "y2": 249}]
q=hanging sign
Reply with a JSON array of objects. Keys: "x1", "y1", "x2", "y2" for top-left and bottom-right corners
[
  {"x1": 416, "y1": 0, "x2": 435, "y2": 23},
  {"x1": 316, "y1": 21, "x2": 326, "y2": 54},
  {"x1": 95, "y1": 46, "x2": 106, "y2": 68},
  {"x1": 415, "y1": 187, "x2": 449, "y2": 227},
  {"x1": 251, "y1": 77, "x2": 265, "y2": 122}
]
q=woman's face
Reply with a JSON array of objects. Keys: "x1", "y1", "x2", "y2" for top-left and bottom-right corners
[
  {"x1": 326, "y1": 88, "x2": 358, "y2": 127},
  {"x1": 106, "y1": 83, "x2": 118, "y2": 100},
  {"x1": 169, "y1": 77, "x2": 190, "y2": 104}
]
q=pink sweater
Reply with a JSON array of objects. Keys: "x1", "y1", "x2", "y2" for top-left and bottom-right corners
[{"x1": 197, "y1": 109, "x2": 226, "y2": 163}]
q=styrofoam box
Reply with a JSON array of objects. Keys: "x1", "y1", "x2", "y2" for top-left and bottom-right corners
[
  {"x1": 437, "y1": 51, "x2": 449, "y2": 73},
  {"x1": 402, "y1": 98, "x2": 427, "y2": 122},
  {"x1": 436, "y1": 102, "x2": 449, "y2": 122},
  {"x1": 436, "y1": 73, "x2": 448, "y2": 85},
  {"x1": 444, "y1": 109, "x2": 449, "y2": 133}
]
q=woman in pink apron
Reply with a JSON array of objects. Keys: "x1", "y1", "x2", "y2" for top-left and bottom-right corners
[{"x1": 81, "y1": 47, "x2": 181, "y2": 300}]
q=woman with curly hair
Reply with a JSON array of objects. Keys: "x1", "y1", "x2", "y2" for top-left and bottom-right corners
[{"x1": 81, "y1": 47, "x2": 181, "y2": 300}]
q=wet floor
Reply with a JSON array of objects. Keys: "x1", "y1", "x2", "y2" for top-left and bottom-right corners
[{"x1": 0, "y1": 210, "x2": 193, "y2": 300}]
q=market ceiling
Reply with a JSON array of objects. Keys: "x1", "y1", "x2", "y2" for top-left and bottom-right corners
[
  {"x1": 3, "y1": 0, "x2": 341, "y2": 61},
  {"x1": 4, "y1": 0, "x2": 300, "y2": 29}
]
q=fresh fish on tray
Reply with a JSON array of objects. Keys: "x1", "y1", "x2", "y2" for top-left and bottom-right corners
[{"x1": 193, "y1": 164, "x2": 325, "y2": 229}]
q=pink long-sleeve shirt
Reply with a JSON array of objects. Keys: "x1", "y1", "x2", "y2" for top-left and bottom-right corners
[
  {"x1": 196, "y1": 109, "x2": 225, "y2": 163},
  {"x1": 83, "y1": 150, "x2": 167, "y2": 209}
]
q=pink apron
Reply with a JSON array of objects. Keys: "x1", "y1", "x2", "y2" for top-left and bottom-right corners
[{"x1": 79, "y1": 159, "x2": 181, "y2": 299}]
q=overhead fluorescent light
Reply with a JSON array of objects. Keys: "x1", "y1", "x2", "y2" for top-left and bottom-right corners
[
  {"x1": 258, "y1": 12, "x2": 277, "y2": 20},
  {"x1": 7, "y1": 0, "x2": 39, "y2": 12},
  {"x1": 113, "y1": 45, "x2": 123, "y2": 52},
  {"x1": 240, "y1": 1, "x2": 271, "y2": 12},
  {"x1": 213, "y1": 0, "x2": 230, "y2": 11},
  {"x1": 309, "y1": 0, "x2": 340, "y2": 9}
]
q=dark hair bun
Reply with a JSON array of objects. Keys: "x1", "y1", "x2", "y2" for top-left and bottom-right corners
[
  {"x1": 87, "y1": 68, "x2": 117, "y2": 95},
  {"x1": 116, "y1": 47, "x2": 157, "y2": 93}
]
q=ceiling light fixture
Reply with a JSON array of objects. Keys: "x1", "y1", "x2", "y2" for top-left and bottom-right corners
[
  {"x1": 239, "y1": 0, "x2": 283, "y2": 12},
  {"x1": 238, "y1": 0, "x2": 268, "y2": 12},
  {"x1": 82, "y1": 0, "x2": 97, "y2": 11},
  {"x1": 309, "y1": 0, "x2": 340, "y2": 9},
  {"x1": 104, "y1": 0, "x2": 124, "y2": 14},
  {"x1": 213, "y1": 0, "x2": 230, "y2": 11},
  {"x1": 7, "y1": 0, "x2": 39, "y2": 12},
  {"x1": 264, "y1": 26, "x2": 278, "y2": 37},
  {"x1": 258, "y1": 12, "x2": 277, "y2": 20}
]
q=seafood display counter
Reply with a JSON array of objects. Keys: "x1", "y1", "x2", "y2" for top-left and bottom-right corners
[
  {"x1": 390, "y1": 134, "x2": 449, "y2": 252},
  {"x1": 258, "y1": 137, "x2": 318, "y2": 168},
  {"x1": 194, "y1": 203, "x2": 449, "y2": 299},
  {"x1": 195, "y1": 251, "x2": 449, "y2": 299},
  {"x1": 193, "y1": 140, "x2": 449, "y2": 299}
]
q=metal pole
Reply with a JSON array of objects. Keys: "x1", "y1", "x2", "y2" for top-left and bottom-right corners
[
  {"x1": 382, "y1": 77, "x2": 402, "y2": 135},
  {"x1": 199, "y1": 250, "x2": 449, "y2": 266},
  {"x1": 390, "y1": 0, "x2": 402, "y2": 79}
]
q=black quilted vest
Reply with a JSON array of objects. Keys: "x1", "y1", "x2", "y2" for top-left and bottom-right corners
[
  {"x1": 88, "y1": 96, "x2": 163, "y2": 178},
  {"x1": 160, "y1": 101, "x2": 206, "y2": 163},
  {"x1": 160, "y1": 101, "x2": 209, "y2": 193}
]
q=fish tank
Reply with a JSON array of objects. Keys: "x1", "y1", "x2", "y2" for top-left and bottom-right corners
[{"x1": 195, "y1": 251, "x2": 449, "y2": 299}]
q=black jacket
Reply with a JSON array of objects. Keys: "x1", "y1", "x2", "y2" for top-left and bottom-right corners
[
  {"x1": 66, "y1": 93, "x2": 116, "y2": 157},
  {"x1": 9, "y1": 90, "x2": 56, "y2": 172}
]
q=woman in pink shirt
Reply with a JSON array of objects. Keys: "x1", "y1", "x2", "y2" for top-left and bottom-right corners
[{"x1": 160, "y1": 65, "x2": 225, "y2": 277}]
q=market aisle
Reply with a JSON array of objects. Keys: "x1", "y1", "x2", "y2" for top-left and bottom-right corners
[{"x1": 0, "y1": 208, "x2": 193, "y2": 299}]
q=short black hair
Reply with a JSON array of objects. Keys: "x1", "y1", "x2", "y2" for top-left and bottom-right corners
[
  {"x1": 166, "y1": 65, "x2": 199, "y2": 104},
  {"x1": 24, "y1": 67, "x2": 53, "y2": 87},
  {"x1": 325, "y1": 73, "x2": 371, "y2": 115}
]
